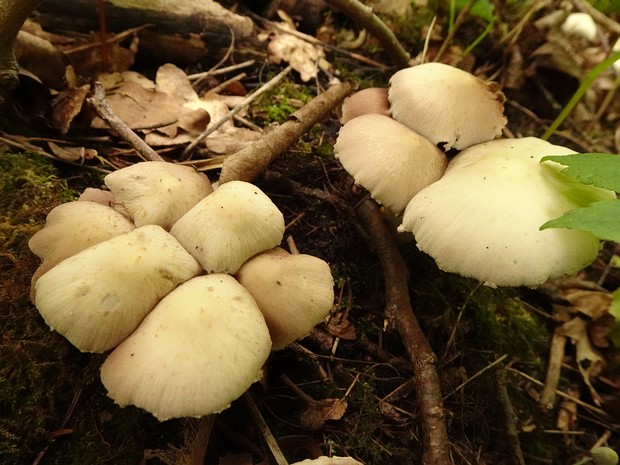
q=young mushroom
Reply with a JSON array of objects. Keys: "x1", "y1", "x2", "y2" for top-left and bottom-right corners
[
  {"x1": 339, "y1": 87, "x2": 390, "y2": 125},
  {"x1": 170, "y1": 180, "x2": 285, "y2": 273},
  {"x1": 104, "y1": 161, "x2": 213, "y2": 229},
  {"x1": 335, "y1": 113, "x2": 447, "y2": 215},
  {"x1": 388, "y1": 62, "x2": 507, "y2": 150},
  {"x1": 398, "y1": 137, "x2": 616, "y2": 287},
  {"x1": 235, "y1": 247, "x2": 334, "y2": 350},
  {"x1": 34, "y1": 225, "x2": 202, "y2": 352},
  {"x1": 100, "y1": 273, "x2": 272, "y2": 421}
]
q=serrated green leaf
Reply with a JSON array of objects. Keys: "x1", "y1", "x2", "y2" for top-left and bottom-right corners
[
  {"x1": 541, "y1": 153, "x2": 620, "y2": 192},
  {"x1": 540, "y1": 199, "x2": 620, "y2": 242}
]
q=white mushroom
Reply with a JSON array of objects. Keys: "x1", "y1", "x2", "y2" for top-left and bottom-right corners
[
  {"x1": 399, "y1": 137, "x2": 616, "y2": 287},
  {"x1": 335, "y1": 114, "x2": 447, "y2": 215},
  {"x1": 28, "y1": 201, "x2": 136, "y2": 297},
  {"x1": 100, "y1": 274, "x2": 272, "y2": 421},
  {"x1": 561, "y1": 12, "x2": 598, "y2": 42},
  {"x1": 34, "y1": 225, "x2": 202, "y2": 352},
  {"x1": 291, "y1": 457, "x2": 364, "y2": 465},
  {"x1": 388, "y1": 62, "x2": 507, "y2": 150},
  {"x1": 236, "y1": 247, "x2": 334, "y2": 350},
  {"x1": 104, "y1": 161, "x2": 213, "y2": 229},
  {"x1": 170, "y1": 180, "x2": 285, "y2": 273}
]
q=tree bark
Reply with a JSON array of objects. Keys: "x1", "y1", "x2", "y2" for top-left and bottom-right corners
[
  {"x1": 35, "y1": 0, "x2": 265, "y2": 66},
  {"x1": 0, "y1": 0, "x2": 41, "y2": 90}
]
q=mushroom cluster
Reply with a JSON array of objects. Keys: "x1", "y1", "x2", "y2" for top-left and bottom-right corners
[
  {"x1": 29, "y1": 161, "x2": 335, "y2": 421},
  {"x1": 336, "y1": 62, "x2": 615, "y2": 287}
]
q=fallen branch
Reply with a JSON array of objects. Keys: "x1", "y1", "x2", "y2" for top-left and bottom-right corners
[
  {"x1": 0, "y1": 0, "x2": 41, "y2": 91},
  {"x1": 355, "y1": 198, "x2": 451, "y2": 465},
  {"x1": 87, "y1": 82, "x2": 164, "y2": 162},
  {"x1": 323, "y1": 0, "x2": 411, "y2": 68},
  {"x1": 219, "y1": 81, "x2": 356, "y2": 183}
]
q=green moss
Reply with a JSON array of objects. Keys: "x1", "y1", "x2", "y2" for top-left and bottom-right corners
[
  {"x1": 252, "y1": 80, "x2": 314, "y2": 125},
  {"x1": 0, "y1": 151, "x2": 154, "y2": 465}
]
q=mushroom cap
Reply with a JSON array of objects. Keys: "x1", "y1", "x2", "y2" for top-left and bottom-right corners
[
  {"x1": 561, "y1": 12, "x2": 597, "y2": 42},
  {"x1": 170, "y1": 180, "x2": 285, "y2": 273},
  {"x1": 236, "y1": 247, "x2": 334, "y2": 350},
  {"x1": 34, "y1": 225, "x2": 202, "y2": 352},
  {"x1": 335, "y1": 114, "x2": 447, "y2": 215},
  {"x1": 398, "y1": 137, "x2": 616, "y2": 287},
  {"x1": 291, "y1": 457, "x2": 364, "y2": 465},
  {"x1": 340, "y1": 87, "x2": 390, "y2": 125},
  {"x1": 388, "y1": 63, "x2": 507, "y2": 150},
  {"x1": 100, "y1": 274, "x2": 272, "y2": 421},
  {"x1": 29, "y1": 200, "x2": 135, "y2": 261},
  {"x1": 104, "y1": 161, "x2": 213, "y2": 229}
]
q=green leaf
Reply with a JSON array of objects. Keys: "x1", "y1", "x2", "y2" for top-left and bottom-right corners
[
  {"x1": 540, "y1": 199, "x2": 620, "y2": 242},
  {"x1": 454, "y1": 0, "x2": 495, "y2": 22},
  {"x1": 541, "y1": 153, "x2": 620, "y2": 192}
]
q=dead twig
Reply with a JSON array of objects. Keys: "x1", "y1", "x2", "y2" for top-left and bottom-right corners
[
  {"x1": 87, "y1": 82, "x2": 164, "y2": 162},
  {"x1": 495, "y1": 368, "x2": 526, "y2": 465},
  {"x1": 182, "y1": 65, "x2": 293, "y2": 159},
  {"x1": 219, "y1": 81, "x2": 356, "y2": 183},
  {"x1": 323, "y1": 0, "x2": 411, "y2": 68},
  {"x1": 355, "y1": 198, "x2": 451, "y2": 465}
]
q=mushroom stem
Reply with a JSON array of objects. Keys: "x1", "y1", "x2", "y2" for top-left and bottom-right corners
[{"x1": 356, "y1": 197, "x2": 450, "y2": 465}]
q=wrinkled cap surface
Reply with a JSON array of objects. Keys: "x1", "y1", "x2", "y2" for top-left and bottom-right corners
[
  {"x1": 389, "y1": 63, "x2": 507, "y2": 150},
  {"x1": 399, "y1": 137, "x2": 615, "y2": 287},
  {"x1": 335, "y1": 114, "x2": 447, "y2": 215},
  {"x1": 100, "y1": 274, "x2": 271, "y2": 421}
]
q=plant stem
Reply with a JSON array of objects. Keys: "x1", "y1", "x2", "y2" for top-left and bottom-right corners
[
  {"x1": 542, "y1": 51, "x2": 620, "y2": 140},
  {"x1": 323, "y1": 0, "x2": 411, "y2": 68}
]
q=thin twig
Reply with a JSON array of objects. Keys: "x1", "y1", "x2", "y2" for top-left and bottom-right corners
[
  {"x1": 87, "y1": 82, "x2": 164, "y2": 162},
  {"x1": 182, "y1": 66, "x2": 293, "y2": 159},
  {"x1": 187, "y1": 59, "x2": 256, "y2": 80},
  {"x1": 323, "y1": 0, "x2": 411, "y2": 68},
  {"x1": 508, "y1": 368, "x2": 610, "y2": 418},
  {"x1": 496, "y1": 368, "x2": 526, "y2": 465},
  {"x1": 219, "y1": 81, "x2": 356, "y2": 183},
  {"x1": 355, "y1": 198, "x2": 451, "y2": 465},
  {"x1": 443, "y1": 353, "x2": 509, "y2": 400},
  {"x1": 243, "y1": 392, "x2": 289, "y2": 465}
]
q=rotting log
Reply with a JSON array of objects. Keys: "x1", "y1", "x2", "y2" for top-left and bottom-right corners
[{"x1": 34, "y1": 0, "x2": 266, "y2": 66}]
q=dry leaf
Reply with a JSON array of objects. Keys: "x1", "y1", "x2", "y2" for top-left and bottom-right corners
[
  {"x1": 48, "y1": 142, "x2": 97, "y2": 162},
  {"x1": 561, "y1": 289, "x2": 613, "y2": 320},
  {"x1": 558, "y1": 317, "x2": 604, "y2": 405},
  {"x1": 261, "y1": 22, "x2": 324, "y2": 82},
  {"x1": 50, "y1": 84, "x2": 90, "y2": 134}
]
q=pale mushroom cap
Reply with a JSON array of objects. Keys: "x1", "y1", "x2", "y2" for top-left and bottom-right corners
[
  {"x1": 170, "y1": 180, "x2": 285, "y2": 273},
  {"x1": 340, "y1": 87, "x2": 390, "y2": 125},
  {"x1": 29, "y1": 200, "x2": 135, "y2": 261},
  {"x1": 388, "y1": 63, "x2": 507, "y2": 150},
  {"x1": 29, "y1": 201, "x2": 136, "y2": 299},
  {"x1": 335, "y1": 114, "x2": 448, "y2": 215},
  {"x1": 291, "y1": 457, "x2": 364, "y2": 465},
  {"x1": 399, "y1": 137, "x2": 616, "y2": 287},
  {"x1": 561, "y1": 12, "x2": 598, "y2": 42},
  {"x1": 78, "y1": 187, "x2": 116, "y2": 206},
  {"x1": 236, "y1": 247, "x2": 335, "y2": 350},
  {"x1": 104, "y1": 161, "x2": 213, "y2": 229},
  {"x1": 34, "y1": 225, "x2": 202, "y2": 352},
  {"x1": 100, "y1": 274, "x2": 272, "y2": 421}
]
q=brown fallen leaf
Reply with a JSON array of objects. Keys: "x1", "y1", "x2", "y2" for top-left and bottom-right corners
[
  {"x1": 48, "y1": 141, "x2": 97, "y2": 162},
  {"x1": 558, "y1": 316, "x2": 605, "y2": 405},
  {"x1": 50, "y1": 84, "x2": 91, "y2": 134}
]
